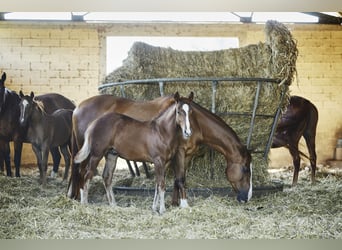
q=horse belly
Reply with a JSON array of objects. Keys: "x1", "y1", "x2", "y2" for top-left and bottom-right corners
[{"x1": 111, "y1": 133, "x2": 151, "y2": 162}]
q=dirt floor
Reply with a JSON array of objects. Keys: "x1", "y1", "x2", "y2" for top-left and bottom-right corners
[{"x1": 0, "y1": 161, "x2": 341, "y2": 239}]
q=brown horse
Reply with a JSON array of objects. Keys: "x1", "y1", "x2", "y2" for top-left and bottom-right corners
[
  {"x1": 171, "y1": 100, "x2": 252, "y2": 206},
  {"x1": 272, "y1": 95, "x2": 318, "y2": 186},
  {"x1": 19, "y1": 91, "x2": 73, "y2": 186},
  {"x1": 0, "y1": 72, "x2": 76, "y2": 177},
  {"x1": 73, "y1": 92, "x2": 193, "y2": 214},
  {"x1": 67, "y1": 93, "x2": 252, "y2": 207},
  {"x1": 67, "y1": 93, "x2": 178, "y2": 199}
]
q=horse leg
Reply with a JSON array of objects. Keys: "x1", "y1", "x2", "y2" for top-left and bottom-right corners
[
  {"x1": 304, "y1": 133, "x2": 317, "y2": 185},
  {"x1": 41, "y1": 147, "x2": 50, "y2": 187},
  {"x1": 80, "y1": 155, "x2": 102, "y2": 204},
  {"x1": 80, "y1": 178, "x2": 90, "y2": 204},
  {"x1": 13, "y1": 140, "x2": 23, "y2": 177},
  {"x1": 102, "y1": 152, "x2": 118, "y2": 206},
  {"x1": 50, "y1": 146, "x2": 61, "y2": 178},
  {"x1": 4, "y1": 143, "x2": 11, "y2": 175},
  {"x1": 152, "y1": 158, "x2": 166, "y2": 214},
  {"x1": 142, "y1": 162, "x2": 150, "y2": 178},
  {"x1": 126, "y1": 160, "x2": 136, "y2": 177},
  {"x1": 289, "y1": 144, "x2": 300, "y2": 187},
  {"x1": 0, "y1": 141, "x2": 12, "y2": 176},
  {"x1": 171, "y1": 149, "x2": 189, "y2": 208},
  {"x1": 67, "y1": 130, "x2": 81, "y2": 199},
  {"x1": 133, "y1": 161, "x2": 141, "y2": 177},
  {"x1": 31, "y1": 144, "x2": 44, "y2": 184},
  {"x1": 60, "y1": 145, "x2": 71, "y2": 181}
]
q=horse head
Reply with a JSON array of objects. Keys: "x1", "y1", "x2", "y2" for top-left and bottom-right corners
[
  {"x1": 0, "y1": 72, "x2": 7, "y2": 113},
  {"x1": 175, "y1": 92, "x2": 193, "y2": 139},
  {"x1": 18, "y1": 90, "x2": 35, "y2": 127},
  {"x1": 225, "y1": 147, "x2": 252, "y2": 203}
]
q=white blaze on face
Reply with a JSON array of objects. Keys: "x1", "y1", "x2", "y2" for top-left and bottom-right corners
[
  {"x1": 20, "y1": 99, "x2": 29, "y2": 124},
  {"x1": 182, "y1": 103, "x2": 192, "y2": 137},
  {"x1": 248, "y1": 163, "x2": 253, "y2": 201}
]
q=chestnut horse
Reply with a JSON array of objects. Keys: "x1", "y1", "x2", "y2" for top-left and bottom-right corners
[
  {"x1": 272, "y1": 95, "x2": 318, "y2": 186},
  {"x1": 0, "y1": 72, "x2": 75, "y2": 177},
  {"x1": 171, "y1": 100, "x2": 252, "y2": 206},
  {"x1": 67, "y1": 93, "x2": 252, "y2": 207},
  {"x1": 74, "y1": 92, "x2": 193, "y2": 214},
  {"x1": 19, "y1": 91, "x2": 73, "y2": 186},
  {"x1": 67, "y1": 93, "x2": 178, "y2": 199}
]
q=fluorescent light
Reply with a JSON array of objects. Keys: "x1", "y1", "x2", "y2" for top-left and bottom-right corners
[
  {"x1": 4, "y1": 12, "x2": 71, "y2": 20},
  {"x1": 84, "y1": 12, "x2": 240, "y2": 22},
  {"x1": 252, "y1": 12, "x2": 318, "y2": 23}
]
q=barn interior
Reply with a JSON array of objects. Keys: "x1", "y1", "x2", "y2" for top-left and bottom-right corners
[{"x1": 0, "y1": 1, "x2": 341, "y2": 240}]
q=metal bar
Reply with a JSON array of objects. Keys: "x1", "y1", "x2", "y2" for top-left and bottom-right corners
[
  {"x1": 246, "y1": 81, "x2": 262, "y2": 149},
  {"x1": 98, "y1": 77, "x2": 280, "y2": 91},
  {"x1": 120, "y1": 85, "x2": 126, "y2": 98},
  {"x1": 211, "y1": 80, "x2": 218, "y2": 113},
  {"x1": 263, "y1": 85, "x2": 288, "y2": 159},
  {"x1": 159, "y1": 81, "x2": 164, "y2": 96},
  {"x1": 209, "y1": 80, "x2": 218, "y2": 179}
]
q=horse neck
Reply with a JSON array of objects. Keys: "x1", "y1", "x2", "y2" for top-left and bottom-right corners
[
  {"x1": 29, "y1": 104, "x2": 46, "y2": 126},
  {"x1": 193, "y1": 103, "x2": 246, "y2": 162},
  {"x1": 153, "y1": 103, "x2": 177, "y2": 138}
]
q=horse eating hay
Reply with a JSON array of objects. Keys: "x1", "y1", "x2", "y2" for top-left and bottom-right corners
[
  {"x1": 272, "y1": 95, "x2": 318, "y2": 186},
  {"x1": 19, "y1": 91, "x2": 73, "y2": 186},
  {"x1": 74, "y1": 92, "x2": 193, "y2": 214}
]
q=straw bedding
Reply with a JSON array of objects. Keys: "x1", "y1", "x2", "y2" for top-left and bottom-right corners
[
  {"x1": 100, "y1": 20, "x2": 298, "y2": 185},
  {"x1": 0, "y1": 165, "x2": 341, "y2": 239}
]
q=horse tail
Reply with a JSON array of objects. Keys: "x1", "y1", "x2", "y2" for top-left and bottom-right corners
[
  {"x1": 74, "y1": 128, "x2": 91, "y2": 163},
  {"x1": 67, "y1": 126, "x2": 81, "y2": 199}
]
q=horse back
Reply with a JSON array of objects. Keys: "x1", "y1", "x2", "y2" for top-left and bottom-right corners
[{"x1": 35, "y1": 93, "x2": 75, "y2": 113}]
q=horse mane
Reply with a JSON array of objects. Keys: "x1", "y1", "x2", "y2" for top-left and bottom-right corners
[
  {"x1": 33, "y1": 98, "x2": 47, "y2": 114},
  {"x1": 192, "y1": 101, "x2": 242, "y2": 140}
]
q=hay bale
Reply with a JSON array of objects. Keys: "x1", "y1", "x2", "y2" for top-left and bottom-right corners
[{"x1": 100, "y1": 20, "x2": 297, "y2": 186}]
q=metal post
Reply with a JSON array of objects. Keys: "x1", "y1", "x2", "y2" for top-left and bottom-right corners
[
  {"x1": 210, "y1": 80, "x2": 218, "y2": 179},
  {"x1": 246, "y1": 82, "x2": 262, "y2": 150},
  {"x1": 158, "y1": 81, "x2": 164, "y2": 96},
  {"x1": 120, "y1": 84, "x2": 126, "y2": 98},
  {"x1": 263, "y1": 85, "x2": 287, "y2": 159}
]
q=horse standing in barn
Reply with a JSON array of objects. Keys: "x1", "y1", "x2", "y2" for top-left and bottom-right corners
[
  {"x1": 19, "y1": 91, "x2": 73, "y2": 186},
  {"x1": 0, "y1": 72, "x2": 76, "y2": 178},
  {"x1": 272, "y1": 95, "x2": 318, "y2": 186},
  {"x1": 73, "y1": 92, "x2": 193, "y2": 214},
  {"x1": 68, "y1": 92, "x2": 252, "y2": 208}
]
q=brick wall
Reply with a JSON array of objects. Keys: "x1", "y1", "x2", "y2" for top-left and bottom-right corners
[
  {"x1": 0, "y1": 21, "x2": 341, "y2": 169},
  {"x1": 0, "y1": 22, "x2": 101, "y2": 164}
]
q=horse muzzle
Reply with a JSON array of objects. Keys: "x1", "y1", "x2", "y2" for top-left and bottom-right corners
[
  {"x1": 183, "y1": 129, "x2": 192, "y2": 139},
  {"x1": 236, "y1": 189, "x2": 251, "y2": 203}
]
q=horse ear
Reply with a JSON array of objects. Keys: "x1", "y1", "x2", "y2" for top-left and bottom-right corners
[
  {"x1": 174, "y1": 92, "x2": 180, "y2": 102},
  {"x1": 1, "y1": 72, "x2": 6, "y2": 82},
  {"x1": 30, "y1": 91, "x2": 34, "y2": 98},
  {"x1": 188, "y1": 92, "x2": 194, "y2": 101},
  {"x1": 19, "y1": 90, "x2": 24, "y2": 98}
]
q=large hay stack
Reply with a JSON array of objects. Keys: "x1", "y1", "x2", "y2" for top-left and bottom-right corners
[{"x1": 100, "y1": 20, "x2": 298, "y2": 186}]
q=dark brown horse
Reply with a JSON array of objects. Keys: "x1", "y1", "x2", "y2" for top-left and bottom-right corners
[
  {"x1": 272, "y1": 95, "x2": 318, "y2": 186},
  {"x1": 19, "y1": 91, "x2": 74, "y2": 186},
  {"x1": 67, "y1": 93, "x2": 252, "y2": 207},
  {"x1": 74, "y1": 92, "x2": 193, "y2": 214},
  {"x1": 0, "y1": 72, "x2": 76, "y2": 177}
]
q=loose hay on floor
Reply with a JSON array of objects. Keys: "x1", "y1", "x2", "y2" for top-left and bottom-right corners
[{"x1": 0, "y1": 166, "x2": 341, "y2": 239}]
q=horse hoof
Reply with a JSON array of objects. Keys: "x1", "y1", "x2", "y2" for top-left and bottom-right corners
[
  {"x1": 50, "y1": 171, "x2": 58, "y2": 178},
  {"x1": 179, "y1": 199, "x2": 189, "y2": 208}
]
